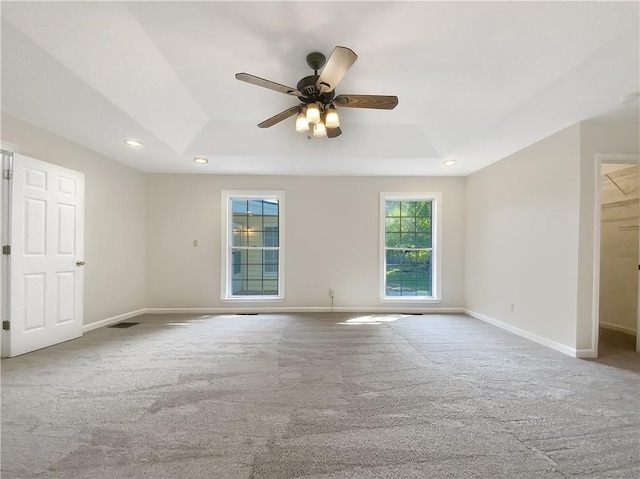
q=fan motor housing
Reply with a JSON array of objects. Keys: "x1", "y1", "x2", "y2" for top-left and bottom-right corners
[{"x1": 296, "y1": 75, "x2": 335, "y2": 104}]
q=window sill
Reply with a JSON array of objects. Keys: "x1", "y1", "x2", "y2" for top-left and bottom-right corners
[
  {"x1": 221, "y1": 296, "x2": 284, "y2": 302},
  {"x1": 381, "y1": 297, "x2": 441, "y2": 303}
]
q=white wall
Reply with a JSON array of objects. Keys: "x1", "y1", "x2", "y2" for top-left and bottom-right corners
[
  {"x1": 1, "y1": 113, "x2": 147, "y2": 327},
  {"x1": 145, "y1": 175, "x2": 466, "y2": 310},
  {"x1": 576, "y1": 122, "x2": 640, "y2": 352},
  {"x1": 599, "y1": 164, "x2": 639, "y2": 334},
  {"x1": 465, "y1": 124, "x2": 582, "y2": 351}
]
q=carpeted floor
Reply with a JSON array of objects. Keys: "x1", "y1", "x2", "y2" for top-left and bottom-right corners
[{"x1": 1, "y1": 313, "x2": 639, "y2": 478}]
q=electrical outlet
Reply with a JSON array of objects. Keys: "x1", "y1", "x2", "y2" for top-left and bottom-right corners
[
  {"x1": 329, "y1": 289, "x2": 335, "y2": 298},
  {"x1": 509, "y1": 303, "x2": 515, "y2": 312}
]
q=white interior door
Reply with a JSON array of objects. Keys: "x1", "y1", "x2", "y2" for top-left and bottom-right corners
[{"x1": 7, "y1": 153, "x2": 84, "y2": 357}]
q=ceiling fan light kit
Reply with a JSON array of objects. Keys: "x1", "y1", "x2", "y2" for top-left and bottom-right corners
[
  {"x1": 295, "y1": 111, "x2": 310, "y2": 132},
  {"x1": 306, "y1": 102, "x2": 321, "y2": 124},
  {"x1": 324, "y1": 108, "x2": 340, "y2": 129},
  {"x1": 313, "y1": 121, "x2": 327, "y2": 138},
  {"x1": 236, "y1": 46, "x2": 398, "y2": 139}
]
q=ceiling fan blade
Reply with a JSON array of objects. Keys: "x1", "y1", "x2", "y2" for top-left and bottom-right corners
[
  {"x1": 334, "y1": 94, "x2": 398, "y2": 110},
  {"x1": 327, "y1": 127, "x2": 342, "y2": 138},
  {"x1": 315, "y1": 46, "x2": 358, "y2": 93},
  {"x1": 236, "y1": 73, "x2": 305, "y2": 98},
  {"x1": 257, "y1": 106, "x2": 301, "y2": 128}
]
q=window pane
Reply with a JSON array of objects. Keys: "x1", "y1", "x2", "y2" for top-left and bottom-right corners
[
  {"x1": 264, "y1": 226, "x2": 278, "y2": 247},
  {"x1": 233, "y1": 227, "x2": 246, "y2": 246},
  {"x1": 415, "y1": 216, "x2": 431, "y2": 232},
  {"x1": 232, "y1": 217, "x2": 248, "y2": 246},
  {"x1": 245, "y1": 280, "x2": 263, "y2": 293},
  {"x1": 400, "y1": 217, "x2": 415, "y2": 232},
  {"x1": 248, "y1": 214, "x2": 263, "y2": 231},
  {"x1": 416, "y1": 201, "x2": 431, "y2": 219},
  {"x1": 248, "y1": 200, "x2": 263, "y2": 215},
  {"x1": 400, "y1": 202, "x2": 415, "y2": 217},
  {"x1": 263, "y1": 250, "x2": 278, "y2": 274},
  {"x1": 401, "y1": 264, "x2": 417, "y2": 281},
  {"x1": 399, "y1": 232, "x2": 416, "y2": 248},
  {"x1": 263, "y1": 280, "x2": 278, "y2": 293},
  {"x1": 385, "y1": 201, "x2": 401, "y2": 217},
  {"x1": 232, "y1": 250, "x2": 242, "y2": 274},
  {"x1": 232, "y1": 199, "x2": 248, "y2": 214},
  {"x1": 386, "y1": 280, "x2": 401, "y2": 296},
  {"x1": 246, "y1": 249, "x2": 263, "y2": 264},
  {"x1": 385, "y1": 217, "x2": 400, "y2": 233},
  {"x1": 386, "y1": 232, "x2": 401, "y2": 247},
  {"x1": 232, "y1": 279, "x2": 244, "y2": 295},
  {"x1": 263, "y1": 201, "x2": 279, "y2": 217},
  {"x1": 416, "y1": 250, "x2": 432, "y2": 296},
  {"x1": 386, "y1": 250, "x2": 402, "y2": 266},
  {"x1": 415, "y1": 233, "x2": 430, "y2": 248},
  {"x1": 400, "y1": 284, "x2": 419, "y2": 296},
  {"x1": 248, "y1": 231, "x2": 263, "y2": 247}
]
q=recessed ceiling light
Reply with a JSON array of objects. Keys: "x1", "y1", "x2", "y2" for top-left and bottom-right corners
[
  {"x1": 194, "y1": 157, "x2": 208, "y2": 164},
  {"x1": 125, "y1": 139, "x2": 143, "y2": 148},
  {"x1": 443, "y1": 159, "x2": 457, "y2": 167}
]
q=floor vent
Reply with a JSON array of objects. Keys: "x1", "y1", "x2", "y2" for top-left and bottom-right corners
[
  {"x1": 109, "y1": 322, "x2": 140, "y2": 328},
  {"x1": 237, "y1": 313, "x2": 259, "y2": 315}
]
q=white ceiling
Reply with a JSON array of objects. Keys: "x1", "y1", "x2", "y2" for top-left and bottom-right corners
[{"x1": 1, "y1": 1, "x2": 638, "y2": 176}]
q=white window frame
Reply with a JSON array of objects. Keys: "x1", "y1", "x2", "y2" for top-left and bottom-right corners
[
  {"x1": 221, "y1": 190, "x2": 285, "y2": 301},
  {"x1": 380, "y1": 192, "x2": 442, "y2": 302}
]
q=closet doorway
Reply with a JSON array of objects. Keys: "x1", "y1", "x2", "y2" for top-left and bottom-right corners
[{"x1": 597, "y1": 157, "x2": 639, "y2": 356}]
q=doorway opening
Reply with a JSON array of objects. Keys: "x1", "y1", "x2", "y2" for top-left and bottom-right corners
[{"x1": 595, "y1": 155, "x2": 639, "y2": 358}]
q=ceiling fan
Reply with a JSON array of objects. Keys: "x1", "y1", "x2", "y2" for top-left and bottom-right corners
[{"x1": 235, "y1": 46, "x2": 398, "y2": 138}]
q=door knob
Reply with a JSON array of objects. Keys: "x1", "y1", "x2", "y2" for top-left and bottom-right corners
[{"x1": 76, "y1": 261, "x2": 85, "y2": 266}]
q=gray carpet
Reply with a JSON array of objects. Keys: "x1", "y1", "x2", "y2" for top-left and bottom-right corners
[{"x1": 1, "y1": 313, "x2": 639, "y2": 478}]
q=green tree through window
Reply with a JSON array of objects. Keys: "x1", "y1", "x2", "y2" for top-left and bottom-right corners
[{"x1": 384, "y1": 200, "x2": 433, "y2": 297}]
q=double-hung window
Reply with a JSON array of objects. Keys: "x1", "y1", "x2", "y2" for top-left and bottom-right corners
[
  {"x1": 222, "y1": 191, "x2": 284, "y2": 300},
  {"x1": 381, "y1": 192, "x2": 441, "y2": 301}
]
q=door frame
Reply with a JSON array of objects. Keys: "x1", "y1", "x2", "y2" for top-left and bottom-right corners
[
  {"x1": 592, "y1": 153, "x2": 640, "y2": 356},
  {"x1": 1, "y1": 148, "x2": 15, "y2": 358}
]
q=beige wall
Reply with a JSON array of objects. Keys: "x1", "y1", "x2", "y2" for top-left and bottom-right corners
[
  {"x1": 1, "y1": 113, "x2": 147, "y2": 327},
  {"x1": 577, "y1": 122, "x2": 640, "y2": 351},
  {"x1": 465, "y1": 124, "x2": 582, "y2": 350},
  {"x1": 145, "y1": 175, "x2": 466, "y2": 310}
]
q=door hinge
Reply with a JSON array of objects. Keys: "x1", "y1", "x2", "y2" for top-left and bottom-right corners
[
  {"x1": 2, "y1": 245, "x2": 10, "y2": 255},
  {"x1": 2, "y1": 320, "x2": 9, "y2": 331},
  {"x1": 2, "y1": 169, "x2": 12, "y2": 180}
]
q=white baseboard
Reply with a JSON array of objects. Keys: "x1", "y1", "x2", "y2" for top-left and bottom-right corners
[
  {"x1": 144, "y1": 306, "x2": 465, "y2": 315},
  {"x1": 600, "y1": 322, "x2": 637, "y2": 336},
  {"x1": 83, "y1": 309, "x2": 146, "y2": 332},
  {"x1": 463, "y1": 309, "x2": 577, "y2": 357},
  {"x1": 575, "y1": 348, "x2": 597, "y2": 359}
]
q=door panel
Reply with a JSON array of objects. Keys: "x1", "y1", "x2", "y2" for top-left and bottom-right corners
[{"x1": 8, "y1": 153, "x2": 84, "y2": 356}]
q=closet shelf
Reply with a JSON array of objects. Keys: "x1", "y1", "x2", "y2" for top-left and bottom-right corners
[{"x1": 601, "y1": 198, "x2": 639, "y2": 209}]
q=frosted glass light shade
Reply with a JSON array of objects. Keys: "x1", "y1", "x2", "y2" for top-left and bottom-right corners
[
  {"x1": 306, "y1": 103, "x2": 321, "y2": 124},
  {"x1": 295, "y1": 112, "x2": 309, "y2": 132},
  {"x1": 324, "y1": 108, "x2": 340, "y2": 128},
  {"x1": 313, "y1": 121, "x2": 327, "y2": 137}
]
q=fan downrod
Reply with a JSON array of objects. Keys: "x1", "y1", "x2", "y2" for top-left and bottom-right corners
[{"x1": 306, "y1": 52, "x2": 326, "y2": 73}]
